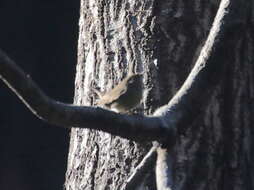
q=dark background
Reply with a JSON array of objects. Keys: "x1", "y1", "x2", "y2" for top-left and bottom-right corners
[{"x1": 0, "y1": 0, "x2": 80, "y2": 190}]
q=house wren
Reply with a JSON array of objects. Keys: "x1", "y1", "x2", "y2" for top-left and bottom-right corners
[{"x1": 96, "y1": 73, "x2": 143, "y2": 113}]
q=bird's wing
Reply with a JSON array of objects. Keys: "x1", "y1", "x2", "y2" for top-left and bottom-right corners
[{"x1": 97, "y1": 81, "x2": 127, "y2": 106}]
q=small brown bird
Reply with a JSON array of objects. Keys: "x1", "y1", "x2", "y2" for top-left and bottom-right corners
[{"x1": 96, "y1": 73, "x2": 143, "y2": 113}]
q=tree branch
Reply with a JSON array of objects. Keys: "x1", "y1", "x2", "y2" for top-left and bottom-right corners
[
  {"x1": 0, "y1": 0, "x2": 244, "y2": 145},
  {"x1": 123, "y1": 0, "x2": 245, "y2": 189},
  {"x1": 122, "y1": 144, "x2": 158, "y2": 190},
  {"x1": 153, "y1": 0, "x2": 245, "y2": 136},
  {"x1": 0, "y1": 50, "x2": 170, "y2": 142},
  {"x1": 156, "y1": 148, "x2": 173, "y2": 190}
]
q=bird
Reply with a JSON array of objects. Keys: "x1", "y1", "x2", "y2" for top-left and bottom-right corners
[{"x1": 96, "y1": 73, "x2": 143, "y2": 113}]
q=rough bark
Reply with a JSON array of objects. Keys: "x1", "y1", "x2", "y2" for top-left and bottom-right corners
[
  {"x1": 65, "y1": 0, "x2": 253, "y2": 190},
  {"x1": 65, "y1": 1, "x2": 159, "y2": 189},
  {"x1": 0, "y1": 0, "x2": 252, "y2": 189}
]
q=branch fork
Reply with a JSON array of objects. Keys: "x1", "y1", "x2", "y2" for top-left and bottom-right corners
[{"x1": 0, "y1": 0, "x2": 244, "y2": 189}]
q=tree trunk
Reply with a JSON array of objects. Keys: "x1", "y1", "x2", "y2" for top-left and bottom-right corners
[{"x1": 65, "y1": 0, "x2": 254, "y2": 190}]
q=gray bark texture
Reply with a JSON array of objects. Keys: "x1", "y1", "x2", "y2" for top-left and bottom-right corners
[{"x1": 64, "y1": 0, "x2": 254, "y2": 190}]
